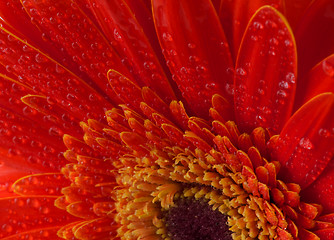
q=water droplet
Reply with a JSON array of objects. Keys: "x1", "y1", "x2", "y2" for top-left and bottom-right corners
[
  {"x1": 319, "y1": 128, "x2": 331, "y2": 138},
  {"x1": 279, "y1": 81, "x2": 289, "y2": 89},
  {"x1": 55, "y1": 64, "x2": 65, "y2": 74},
  {"x1": 250, "y1": 35, "x2": 258, "y2": 41},
  {"x1": 278, "y1": 30, "x2": 286, "y2": 36},
  {"x1": 265, "y1": 20, "x2": 278, "y2": 28},
  {"x1": 236, "y1": 68, "x2": 247, "y2": 76},
  {"x1": 40, "y1": 206, "x2": 50, "y2": 214},
  {"x1": 269, "y1": 38, "x2": 279, "y2": 46},
  {"x1": 2, "y1": 224, "x2": 13, "y2": 233},
  {"x1": 35, "y1": 53, "x2": 47, "y2": 63},
  {"x1": 113, "y1": 29, "x2": 122, "y2": 41},
  {"x1": 225, "y1": 83, "x2": 235, "y2": 95},
  {"x1": 196, "y1": 65, "x2": 207, "y2": 73},
  {"x1": 49, "y1": 127, "x2": 62, "y2": 136},
  {"x1": 162, "y1": 32, "x2": 173, "y2": 42},
  {"x1": 29, "y1": 8, "x2": 38, "y2": 15},
  {"x1": 277, "y1": 90, "x2": 287, "y2": 98},
  {"x1": 285, "y1": 72, "x2": 296, "y2": 84},
  {"x1": 185, "y1": 42, "x2": 196, "y2": 50},
  {"x1": 30, "y1": 198, "x2": 41, "y2": 208},
  {"x1": 256, "y1": 115, "x2": 267, "y2": 124},
  {"x1": 167, "y1": 49, "x2": 176, "y2": 56},
  {"x1": 299, "y1": 137, "x2": 314, "y2": 150},
  {"x1": 268, "y1": 50, "x2": 276, "y2": 56},
  {"x1": 189, "y1": 55, "x2": 199, "y2": 63},
  {"x1": 253, "y1": 21, "x2": 264, "y2": 30},
  {"x1": 322, "y1": 58, "x2": 334, "y2": 77},
  {"x1": 238, "y1": 84, "x2": 246, "y2": 91},
  {"x1": 66, "y1": 94, "x2": 76, "y2": 101},
  {"x1": 205, "y1": 82, "x2": 216, "y2": 90},
  {"x1": 180, "y1": 67, "x2": 188, "y2": 74},
  {"x1": 7, "y1": 34, "x2": 15, "y2": 42},
  {"x1": 284, "y1": 39, "x2": 292, "y2": 47}
]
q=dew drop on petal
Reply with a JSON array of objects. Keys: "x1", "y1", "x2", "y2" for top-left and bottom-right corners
[
  {"x1": 285, "y1": 72, "x2": 296, "y2": 84},
  {"x1": 236, "y1": 68, "x2": 247, "y2": 76},
  {"x1": 225, "y1": 83, "x2": 235, "y2": 95},
  {"x1": 276, "y1": 90, "x2": 287, "y2": 98},
  {"x1": 143, "y1": 61, "x2": 155, "y2": 70},
  {"x1": 319, "y1": 128, "x2": 331, "y2": 138},
  {"x1": 279, "y1": 81, "x2": 289, "y2": 89},
  {"x1": 189, "y1": 55, "x2": 199, "y2": 63},
  {"x1": 35, "y1": 53, "x2": 47, "y2": 63},
  {"x1": 40, "y1": 206, "x2": 50, "y2": 214},
  {"x1": 269, "y1": 38, "x2": 279, "y2": 46},
  {"x1": 30, "y1": 198, "x2": 41, "y2": 208},
  {"x1": 187, "y1": 43, "x2": 196, "y2": 49},
  {"x1": 299, "y1": 137, "x2": 314, "y2": 150},
  {"x1": 250, "y1": 35, "x2": 258, "y2": 41},
  {"x1": 169, "y1": 49, "x2": 177, "y2": 56},
  {"x1": 269, "y1": 50, "x2": 276, "y2": 56},
  {"x1": 284, "y1": 39, "x2": 292, "y2": 47},
  {"x1": 113, "y1": 29, "x2": 122, "y2": 41},
  {"x1": 180, "y1": 67, "x2": 188, "y2": 74},
  {"x1": 253, "y1": 21, "x2": 264, "y2": 30},
  {"x1": 2, "y1": 224, "x2": 13, "y2": 233},
  {"x1": 322, "y1": 58, "x2": 334, "y2": 77},
  {"x1": 162, "y1": 32, "x2": 173, "y2": 42},
  {"x1": 265, "y1": 20, "x2": 278, "y2": 29}
]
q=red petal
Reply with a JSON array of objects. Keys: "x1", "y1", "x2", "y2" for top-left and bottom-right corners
[
  {"x1": 152, "y1": 0, "x2": 234, "y2": 118},
  {"x1": 319, "y1": 214, "x2": 334, "y2": 224},
  {"x1": 219, "y1": 0, "x2": 283, "y2": 61},
  {"x1": 295, "y1": 54, "x2": 334, "y2": 108},
  {"x1": 314, "y1": 228, "x2": 334, "y2": 240},
  {"x1": 89, "y1": 0, "x2": 176, "y2": 104},
  {"x1": 301, "y1": 161, "x2": 334, "y2": 214},
  {"x1": 0, "y1": 196, "x2": 77, "y2": 239},
  {"x1": 211, "y1": 94, "x2": 234, "y2": 122},
  {"x1": 74, "y1": 218, "x2": 117, "y2": 240},
  {"x1": 0, "y1": 108, "x2": 67, "y2": 172},
  {"x1": 298, "y1": 228, "x2": 321, "y2": 240},
  {"x1": 0, "y1": 226, "x2": 62, "y2": 239},
  {"x1": 21, "y1": 95, "x2": 83, "y2": 139},
  {"x1": 0, "y1": 0, "x2": 86, "y2": 80},
  {"x1": 21, "y1": 0, "x2": 129, "y2": 104},
  {"x1": 0, "y1": 27, "x2": 112, "y2": 122},
  {"x1": 283, "y1": 0, "x2": 313, "y2": 29},
  {"x1": 234, "y1": 6, "x2": 297, "y2": 133},
  {"x1": 124, "y1": 0, "x2": 169, "y2": 71},
  {"x1": 0, "y1": 162, "x2": 28, "y2": 198},
  {"x1": 270, "y1": 93, "x2": 334, "y2": 189},
  {"x1": 108, "y1": 70, "x2": 143, "y2": 112},
  {"x1": 295, "y1": 0, "x2": 334, "y2": 80},
  {"x1": 12, "y1": 173, "x2": 70, "y2": 196}
]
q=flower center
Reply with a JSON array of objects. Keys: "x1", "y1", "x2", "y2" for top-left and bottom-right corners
[{"x1": 164, "y1": 197, "x2": 233, "y2": 240}]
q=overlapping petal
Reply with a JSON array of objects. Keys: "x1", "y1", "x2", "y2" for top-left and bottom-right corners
[
  {"x1": 152, "y1": 0, "x2": 234, "y2": 118},
  {"x1": 219, "y1": 0, "x2": 283, "y2": 60},
  {"x1": 235, "y1": 6, "x2": 297, "y2": 133},
  {"x1": 295, "y1": 0, "x2": 334, "y2": 81},
  {"x1": 88, "y1": 0, "x2": 176, "y2": 104},
  {"x1": 270, "y1": 93, "x2": 334, "y2": 189}
]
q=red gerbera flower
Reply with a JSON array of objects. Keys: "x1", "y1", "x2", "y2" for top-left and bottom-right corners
[{"x1": 0, "y1": 0, "x2": 333, "y2": 239}]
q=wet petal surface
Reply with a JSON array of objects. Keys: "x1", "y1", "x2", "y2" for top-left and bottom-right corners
[{"x1": 234, "y1": 6, "x2": 297, "y2": 133}]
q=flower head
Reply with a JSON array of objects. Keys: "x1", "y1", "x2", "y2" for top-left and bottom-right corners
[{"x1": 0, "y1": 0, "x2": 333, "y2": 239}]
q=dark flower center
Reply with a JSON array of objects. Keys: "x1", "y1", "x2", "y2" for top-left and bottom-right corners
[{"x1": 164, "y1": 198, "x2": 233, "y2": 240}]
